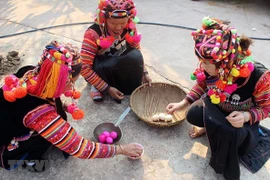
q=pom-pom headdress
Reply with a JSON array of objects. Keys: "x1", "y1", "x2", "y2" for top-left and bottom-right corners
[
  {"x1": 95, "y1": 0, "x2": 141, "y2": 49},
  {"x1": 2, "y1": 41, "x2": 84, "y2": 120},
  {"x1": 190, "y1": 17, "x2": 254, "y2": 104}
]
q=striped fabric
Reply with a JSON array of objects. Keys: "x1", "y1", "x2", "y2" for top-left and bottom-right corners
[
  {"x1": 80, "y1": 28, "x2": 140, "y2": 93},
  {"x1": 23, "y1": 104, "x2": 116, "y2": 159},
  {"x1": 185, "y1": 71, "x2": 270, "y2": 124},
  {"x1": 249, "y1": 71, "x2": 270, "y2": 124}
]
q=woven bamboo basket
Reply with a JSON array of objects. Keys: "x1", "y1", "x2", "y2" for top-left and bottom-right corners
[{"x1": 130, "y1": 82, "x2": 187, "y2": 127}]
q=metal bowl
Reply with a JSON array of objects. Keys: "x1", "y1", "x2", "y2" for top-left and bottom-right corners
[{"x1": 93, "y1": 122, "x2": 123, "y2": 144}]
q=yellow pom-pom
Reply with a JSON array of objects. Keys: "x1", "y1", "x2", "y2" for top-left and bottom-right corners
[
  {"x1": 53, "y1": 52, "x2": 62, "y2": 60},
  {"x1": 231, "y1": 68, "x2": 240, "y2": 77},
  {"x1": 210, "y1": 94, "x2": 220, "y2": 104}
]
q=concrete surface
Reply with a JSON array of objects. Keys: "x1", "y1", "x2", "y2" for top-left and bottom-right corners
[{"x1": 0, "y1": 0, "x2": 270, "y2": 179}]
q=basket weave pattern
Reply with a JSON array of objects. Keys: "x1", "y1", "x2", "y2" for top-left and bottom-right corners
[{"x1": 130, "y1": 82, "x2": 187, "y2": 127}]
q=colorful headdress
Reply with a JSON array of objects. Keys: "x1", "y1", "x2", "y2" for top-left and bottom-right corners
[
  {"x1": 95, "y1": 0, "x2": 141, "y2": 49},
  {"x1": 191, "y1": 17, "x2": 254, "y2": 104},
  {"x1": 2, "y1": 41, "x2": 84, "y2": 120}
]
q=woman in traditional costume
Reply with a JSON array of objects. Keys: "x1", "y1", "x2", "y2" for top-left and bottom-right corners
[
  {"x1": 80, "y1": 0, "x2": 151, "y2": 103},
  {"x1": 166, "y1": 17, "x2": 270, "y2": 180},
  {"x1": 0, "y1": 41, "x2": 143, "y2": 172}
]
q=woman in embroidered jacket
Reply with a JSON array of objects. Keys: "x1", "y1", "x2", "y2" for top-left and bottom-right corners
[
  {"x1": 0, "y1": 41, "x2": 143, "y2": 171},
  {"x1": 166, "y1": 17, "x2": 270, "y2": 180},
  {"x1": 80, "y1": 0, "x2": 152, "y2": 103}
]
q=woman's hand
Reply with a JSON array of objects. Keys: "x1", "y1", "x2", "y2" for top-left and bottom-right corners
[
  {"x1": 108, "y1": 87, "x2": 124, "y2": 100},
  {"x1": 166, "y1": 99, "x2": 190, "y2": 114},
  {"x1": 116, "y1": 143, "x2": 143, "y2": 157},
  {"x1": 226, "y1": 111, "x2": 250, "y2": 128},
  {"x1": 142, "y1": 73, "x2": 152, "y2": 86}
]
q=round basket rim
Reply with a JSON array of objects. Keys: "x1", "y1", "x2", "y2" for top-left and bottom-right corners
[{"x1": 130, "y1": 82, "x2": 187, "y2": 127}]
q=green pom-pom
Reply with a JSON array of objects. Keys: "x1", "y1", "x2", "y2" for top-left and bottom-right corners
[
  {"x1": 202, "y1": 16, "x2": 216, "y2": 27},
  {"x1": 132, "y1": 17, "x2": 139, "y2": 24},
  {"x1": 130, "y1": 31, "x2": 134, "y2": 36},
  {"x1": 240, "y1": 56, "x2": 253, "y2": 64},
  {"x1": 190, "y1": 73, "x2": 197, "y2": 80},
  {"x1": 231, "y1": 29, "x2": 237, "y2": 34}
]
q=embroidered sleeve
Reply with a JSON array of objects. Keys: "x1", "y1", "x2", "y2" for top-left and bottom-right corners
[
  {"x1": 249, "y1": 71, "x2": 270, "y2": 124},
  {"x1": 80, "y1": 29, "x2": 110, "y2": 93},
  {"x1": 185, "y1": 82, "x2": 207, "y2": 104},
  {"x1": 23, "y1": 104, "x2": 116, "y2": 159}
]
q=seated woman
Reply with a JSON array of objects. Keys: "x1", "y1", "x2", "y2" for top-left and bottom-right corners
[
  {"x1": 166, "y1": 17, "x2": 270, "y2": 180},
  {"x1": 0, "y1": 41, "x2": 143, "y2": 172},
  {"x1": 80, "y1": 0, "x2": 151, "y2": 103}
]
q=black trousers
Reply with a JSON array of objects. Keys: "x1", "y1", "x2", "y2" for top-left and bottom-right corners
[
  {"x1": 93, "y1": 48, "x2": 144, "y2": 95},
  {"x1": 1, "y1": 134, "x2": 51, "y2": 170},
  {"x1": 186, "y1": 98, "x2": 259, "y2": 180}
]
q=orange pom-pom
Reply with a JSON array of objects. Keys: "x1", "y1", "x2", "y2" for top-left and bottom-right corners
[
  {"x1": 72, "y1": 109, "x2": 84, "y2": 120},
  {"x1": 14, "y1": 86, "x2": 27, "y2": 99},
  {"x1": 73, "y1": 91, "x2": 81, "y2": 99},
  {"x1": 246, "y1": 49, "x2": 251, "y2": 56},
  {"x1": 240, "y1": 67, "x2": 250, "y2": 78},
  {"x1": 216, "y1": 80, "x2": 226, "y2": 90},
  {"x1": 4, "y1": 91, "x2": 16, "y2": 102}
]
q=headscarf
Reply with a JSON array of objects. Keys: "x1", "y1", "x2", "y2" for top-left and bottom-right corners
[
  {"x1": 94, "y1": 0, "x2": 141, "y2": 49},
  {"x1": 190, "y1": 17, "x2": 254, "y2": 104},
  {"x1": 2, "y1": 41, "x2": 84, "y2": 120}
]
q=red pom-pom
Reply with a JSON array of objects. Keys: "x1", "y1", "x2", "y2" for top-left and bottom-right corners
[
  {"x1": 14, "y1": 86, "x2": 27, "y2": 99},
  {"x1": 4, "y1": 91, "x2": 16, "y2": 102},
  {"x1": 73, "y1": 91, "x2": 81, "y2": 99},
  {"x1": 4, "y1": 75, "x2": 18, "y2": 87},
  {"x1": 72, "y1": 109, "x2": 84, "y2": 120},
  {"x1": 239, "y1": 67, "x2": 250, "y2": 78},
  {"x1": 125, "y1": 33, "x2": 141, "y2": 44},
  {"x1": 220, "y1": 93, "x2": 227, "y2": 102},
  {"x1": 64, "y1": 90, "x2": 73, "y2": 97}
]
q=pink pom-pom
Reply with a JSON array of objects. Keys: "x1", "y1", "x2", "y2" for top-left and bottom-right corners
[
  {"x1": 207, "y1": 89, "x2": 215, "y2": 96},
  {"x1": 224, "y1": 84, "x2": 237, "y2": 94},
  {"x1": 110, "y1": 131, "x2": 118, "y2": 140},
  {"x1": 66, "y1": 58, "x2": 72, "y2": 63},
  {"x1": 132, "y1": 34, "x2": 141, "y2": 44},
  {"x1": 196, "y1": 72, "x2": 206, "y2": 81},
  {"x1": 102, "y1": 131, "x2": 110, "y2": 137},
  {"x1": 129, "y1": 22, "x2": 135, "y2": 30},
  {"x1": 106, "y1": 137, "x2": 113, "y2": 144},
  {"x1": 60, "y1": 54, "x2": 66, "y2": 61},
  {"x1": 247, "y1": 62, "x2": 254, "y2": 71},
  {"x1": 98, "y1": 37, "x2": 114, "y2": 49},
  {"x1": 67, "y1": 104, "x2": 76, "y2": 114},
  {"x1": 98, "y1": 134, "x2": 106, "y2": 143},
  {"x1": 2, "y1": 85, "x2": 12, "y2": 91},
  {"x1": 64, "y1": 90, "x2": 73, "y2": 97}
]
